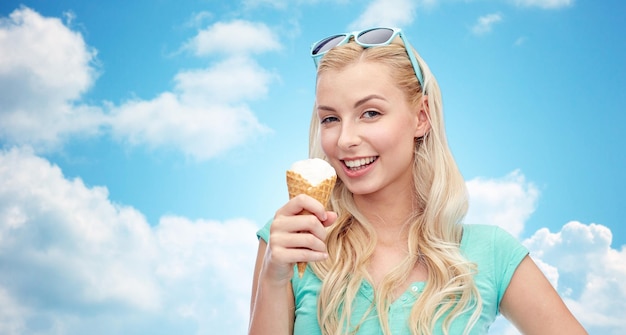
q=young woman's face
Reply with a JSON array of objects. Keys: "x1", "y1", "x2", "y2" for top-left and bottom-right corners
[{"x1": 316, "y1": 61, "x2": 428, "y2": 198}]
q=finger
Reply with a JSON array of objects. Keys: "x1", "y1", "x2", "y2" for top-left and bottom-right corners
[
  {"x1": 279, "y1": 194, "x2": 329, "y2": 221},
  {"x1": 321, "y1": 211, "x2": 338, "y2": 228},
  {"x1": 272, "y1": 213, "x2": 328, "y2": 241},
  {"x1": 269, "y1": 241, "x2": 328, "y2": 266},
  {"x1": 272, "y1": 218, "x2": 328, "y2": 249},
  {"x1": 272, "y1": 214, "x2": 317, "y2": 233},
  {"x1": 272, "y1": 232, "x2": 328, "y2": 255},
  {"x1": 268, "y1": 232, "x2": 325, "y2": 263}
]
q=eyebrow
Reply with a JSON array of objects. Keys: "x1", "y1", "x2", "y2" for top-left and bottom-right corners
[
  {"x1": 317, "y1": 94, "x2": 387, "y2": 112},
  {"x1": 354, "y1": 94, "x2": 387, "y2": 108}
]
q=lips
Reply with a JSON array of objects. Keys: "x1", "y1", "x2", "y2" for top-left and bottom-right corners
[{"x1": 343, "y1": 156, "x2": 378, "y2": 171}]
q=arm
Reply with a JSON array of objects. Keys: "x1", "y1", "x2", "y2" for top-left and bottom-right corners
[
  {"x1": 249, "y1": 239, "x2": 295, "y2": 335},
  {"x1": 500, "y1": 255, "x2": 587, "y2": 335},
  {"x1": 248, "y1": 194, "x2": 337, "y2": 335}
]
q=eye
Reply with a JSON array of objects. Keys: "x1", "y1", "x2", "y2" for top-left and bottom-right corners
[
  {"x1": 362, "y1": 110, "x2": 381, "y2": 119},
  {"x1": 321, "y1": 116, "x2": 340, "y2": 124}
]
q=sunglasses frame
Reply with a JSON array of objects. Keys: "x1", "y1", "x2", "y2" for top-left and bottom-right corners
[{"x1": 310, "y1": 27, "x2": 424, "y2": 87}]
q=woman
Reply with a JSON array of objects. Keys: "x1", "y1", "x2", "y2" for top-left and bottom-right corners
[{"x1": 249, "y1": 27, "x2": 586, "y2": 335}]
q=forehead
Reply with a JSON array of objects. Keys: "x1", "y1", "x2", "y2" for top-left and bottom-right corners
[{"x1": 315, "y1": 61, "x2": 403, "y2": 105}]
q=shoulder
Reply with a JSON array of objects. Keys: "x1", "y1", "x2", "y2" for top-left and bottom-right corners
[
  {"x1": 461, "y1": 223, "x2": 507, "y2": 235},
  {"x1": 460, "y1": 223, "x2": 528, "y2": 263},
  {"x1": 461, "y1": 224, "x2": 529, "y2": 307},
  {"x1": 460, "y1": 224, "x2": 528, "y2": 272},
  {"x1": 461, "y1": 224, "x2": 522, "y2": 247}
]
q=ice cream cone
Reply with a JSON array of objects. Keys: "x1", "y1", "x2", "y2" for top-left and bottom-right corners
[
  {"x1": 287, "y1": 170, "x2": 336, "y2": 207},
  {"x1": 286, "y1": 165, "x2": 337, "y2": 278}
]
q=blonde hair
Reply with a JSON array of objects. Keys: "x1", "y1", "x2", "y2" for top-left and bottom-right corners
[{"x1": 308, "y1": 40, "x2": 482, "y2": 334}]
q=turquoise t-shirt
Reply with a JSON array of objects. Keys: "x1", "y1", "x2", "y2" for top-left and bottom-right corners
[{"x1": 256, "y1": 223, "x2": 528, "y2": 334}]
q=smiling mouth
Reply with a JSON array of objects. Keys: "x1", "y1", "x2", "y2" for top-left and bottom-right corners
[{"x1": 343, "y1": 156, "x2": 378, "y2": 171}]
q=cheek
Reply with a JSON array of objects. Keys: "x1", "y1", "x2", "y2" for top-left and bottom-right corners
[
  {"x1": 320, "y1": 129, "x2": 338, "y2": 156},
  {"x1": 368, "y1": 127, "x2": 402, "y2": 151},
  {"x1": 371, "y1": 123, "x2": 415, "y2": 156}
]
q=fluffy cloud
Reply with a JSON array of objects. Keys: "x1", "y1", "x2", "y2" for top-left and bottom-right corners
[
  {"x1": 514, "y1": 0, "x2": 573, "y2": 9},
  {"x1": 490, "y1": 221, "x2": 626, "y2": 335},
  {"x1": 348, "y1": 0, "x2": 417, "y2": 30},
  {"x1": 0, "y1": 150, "x2": 624, "y2": 334},
  {"x1": 466, "y1": 171, "x2": 626, "y2": 333},
  {"x1": 111, "y1": 19, "x2": 277, "y2": 159},
  {"x1": 465, "y1": 170, "x2": 539, "y2": 237},
  {"x1": 183, "y1": 19, "x2": 281, "y2": 56},
  {"x1": 471, "y1": 13, "x2": 503, "y2": 35},
  {"x1": 523, "y1": 221, "x2": 626, "y2": 334},
  {"x1": 0, "y1": 8, "x2": 275, "y2": 160},
  {"x1": 109, "y1": 56, "x2": 273, "y2": 160},
  {"x1": 0, "y1": 7, "x2": 104, "y2": 150},
  {"x1": 0, "y1": 147, "x2": 259, "y2": 334}
]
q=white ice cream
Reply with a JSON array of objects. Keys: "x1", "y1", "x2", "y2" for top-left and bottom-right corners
[{"x1": 290, "y1": 158, "x2": 336, "y2": 186}]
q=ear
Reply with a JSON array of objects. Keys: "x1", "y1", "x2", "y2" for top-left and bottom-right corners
[{"x1": 414, "y1": 95, "x2": 431, "y2": 138}]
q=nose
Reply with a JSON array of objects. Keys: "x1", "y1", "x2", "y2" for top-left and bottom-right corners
[{"x1": 337, "y1": 121, "x2": 361, "y2": 150}]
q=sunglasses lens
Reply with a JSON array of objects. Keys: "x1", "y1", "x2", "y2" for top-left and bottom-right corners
[
  {"x1": 357, "y1": 28, "x2": 395, "y2": 45},
  {"x1": 312, "y1": 35, "x2": 346, "y2": 55}
]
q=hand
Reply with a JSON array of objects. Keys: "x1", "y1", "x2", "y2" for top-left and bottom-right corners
[{"x1": 262, "y1": 194, "x2": 337, "y2": 284}]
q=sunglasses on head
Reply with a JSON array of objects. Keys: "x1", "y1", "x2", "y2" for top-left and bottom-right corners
[{"x1": 310, "y1": 27, "x2": 424, "y2": 87}]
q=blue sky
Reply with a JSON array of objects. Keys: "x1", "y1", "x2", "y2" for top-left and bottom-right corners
[{"x1": 0, "y1": 0, "x2": 624, "y2": 334}]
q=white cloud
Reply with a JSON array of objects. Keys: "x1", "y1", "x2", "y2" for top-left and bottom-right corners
[
  {"x1": 514, "y1": 0, "x2": 573, "y2": 9},
  {"x1": 183, "y1": 11, "x2": 214, "y2": 29},
  {"x1": 0, "y1": 8, "x2": 276, "y2": 161},
  {"x1": 523, "y1": 221, "x2": 626, "y2": 333},
  {"x1": 0, "y1": 7, "x2": 105, "y2": 151},
  {"x1": 0, "y1": 287, "x2": 27, "y2": 334},
  {"x1": 464, "y1": 171, "x2": 626, "y2": 333},
  {"x1": 114, "y1": 20, "x2": 279, "y2": 159},
  {"x1": 242, "y1": 0, "x2": 290, "y2": 10},
  {"x1": 183, "y1": 20, "x2": 281, "y2": 57},
  {"x1": 109, "y1": 56, "x2": 273, "y2": 160},
  {"x1": 471, "y1": 13, "x2": 503, "y2": 35},
  {"x1": 0, "y1": 147, "x2": 162, "y2": 313},
  {"x1": 0, "y1": 7, "x2": 96, "y2": 104},
  {"x1": 348, "y1": 0, "x2": 418, "y2": 31},
  {"x1": 1, "y1": 149, "x2": 624, "y2": 334},
  {"x1": 465, "y1": 170, "x2": 539, "y2": 237},
  {"x1": 0, "y1": 147, "x2": 259, "y2": 334},
  {"x1": 154, "y1": 215, "x2": 258, "y2": 333},
  {"x1": 112, "y1": 20, "x2": 278, "y2": 159}
]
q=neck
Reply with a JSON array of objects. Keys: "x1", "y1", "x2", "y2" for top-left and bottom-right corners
[{"x1": 354, "y1": 185, "x2": 417, "y2": 244}]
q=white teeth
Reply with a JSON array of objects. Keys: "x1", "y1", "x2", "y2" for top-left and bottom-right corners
[{"x1": 344, "y1": 157, "x2": 376, "y2": 168}]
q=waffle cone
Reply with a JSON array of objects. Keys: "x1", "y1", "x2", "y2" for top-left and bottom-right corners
[
  {"x1": 286, "y1": 170, "x2": 337, "y2": 277},
  {"x1": 287, "y1": 170, "x2": 336, "y2": 205}
]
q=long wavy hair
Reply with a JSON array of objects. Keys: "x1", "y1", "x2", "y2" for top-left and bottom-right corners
[{"x1": 308, "y1": 39, "x2": 482, "y2": 335}]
